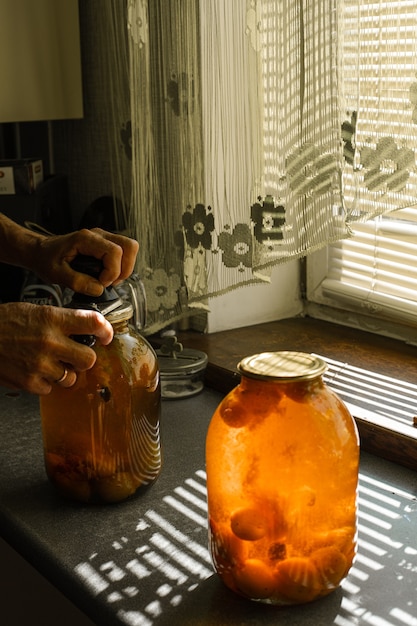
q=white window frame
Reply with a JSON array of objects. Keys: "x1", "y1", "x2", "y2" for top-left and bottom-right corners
[{"x1": 305, "y1": 226, "x2": 417, "y2": 346}]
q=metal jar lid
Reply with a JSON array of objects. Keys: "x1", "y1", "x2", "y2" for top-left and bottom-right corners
[
  {"x1": 157, "y1": 348, "x2": 208, "y2": 378},
  {"x1": 156, "y1": 333, "x2": 208, "y2": 378},
  {"x1": 238, "y1": 351, "x2": 327, "y2": 382}
]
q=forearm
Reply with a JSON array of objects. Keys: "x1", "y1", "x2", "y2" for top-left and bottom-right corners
[
  {"x1": 0, "y1": 212, "x2": 139, "y2": 292},
  {"x1": 0, "y1": 213, "x2": 46, "y2": 270}
]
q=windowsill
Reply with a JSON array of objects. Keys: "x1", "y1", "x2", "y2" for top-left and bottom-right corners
[{"x1": 163, "y1": 316, "x2": 417, "y2": 472}]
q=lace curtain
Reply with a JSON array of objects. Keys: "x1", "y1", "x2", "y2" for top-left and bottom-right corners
[
  {"x1": 340, "y1": 0, "x2": 417, "y2": 223},
  {"x1": 102, "y1": 0, "x2": 417, "y2": 334}
]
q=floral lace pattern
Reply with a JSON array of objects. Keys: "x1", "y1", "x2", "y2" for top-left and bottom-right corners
[
  {"x1": 245, "y1": 0, "x2": 262, "y2": 52},
  {"x1": 167, "y1": 72, "x2": 195, "y2": 117},
  {"x1": 143, "y1": 268, "x2": 181, "y2": 315},
  {"x1": 409, "y1": 79, "x2": 417, "y2": 124},
  {"x1": 360, "y1": 137, "x2": 414, "y2": 193},
  {"x1": 182, "y1": 204, "x2": 214, "y2": 251},
  {"x1": 218, "y1": 223, "x2": 253, "y2": 271},
  {"x1": 120, "y1": 121, "x2": 132, "y2": 161},
  {"x1": 341, "y1": 113, "x2": 415, "y2": 194},
  {"x1": 286, "y1": 144, "x2": 339, "y2": 198},
  {"x1": 251, "y1": 196, "x2": 285, "y2": 246},
  {"x1": 342, "y1": 112, "x2": 357, "y2": 166},
  {"x1": 127, "y1": 0, "x2": 148, "y2": 48}
]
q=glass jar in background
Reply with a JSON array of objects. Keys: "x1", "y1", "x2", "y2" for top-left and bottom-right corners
[
  {"x1": 40, "y1": 302, "x2": 161, "y2": 504},
  {"x1": 206, "y1": 351, "x2": 360, "y2": 605},
  {"x1": 114, "y1": 273, "x2": 147, "y2": 331}
]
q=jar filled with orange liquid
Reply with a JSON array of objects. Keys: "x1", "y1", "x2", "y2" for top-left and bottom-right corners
[
  {"x1": 40, "y1": 293, "x2": 161, "y2": 504},
  {"x1": 206, "y1": 351, "x2": 359, "y2": 605}
]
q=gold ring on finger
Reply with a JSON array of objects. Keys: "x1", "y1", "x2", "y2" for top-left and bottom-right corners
[{"x1": 55, "y1": 367, "x2": 68, "y2": 384}]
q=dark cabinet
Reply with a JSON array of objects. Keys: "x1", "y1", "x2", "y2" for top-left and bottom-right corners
[{"x1": 0, "y1": 174, "x2": 71, "y2": 302}]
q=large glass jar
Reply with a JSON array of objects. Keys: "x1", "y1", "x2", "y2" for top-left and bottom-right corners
[
  {"x1": 206, "y1": 351, "x2": 359, "y2": 605},
  {"x1": 40, "y1": 303, "x2": 161, "y2": 504}
]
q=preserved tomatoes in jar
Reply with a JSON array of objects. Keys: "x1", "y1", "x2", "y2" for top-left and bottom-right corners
[
  {"x1": 40, "y1": 302, "x2": 161, "y2": 504},
  {"x1": 206, "y1": 351, "x2": 359, "y2": 605}
]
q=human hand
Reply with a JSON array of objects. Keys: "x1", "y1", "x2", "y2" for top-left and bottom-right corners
[
  {"x1": 0, "y1": 302, "x2": 113, "y2": 395},
  {"x1": 32, "y1": 228, "x2": 139, "y2": 296}
]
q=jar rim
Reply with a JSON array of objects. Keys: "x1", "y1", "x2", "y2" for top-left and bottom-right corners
[
  {"x1": 106, "y1": 302, "x2": 134, "y2": 324},
  {"x1": 238, "y1": 351, "x2": 327, "y2": 381}
]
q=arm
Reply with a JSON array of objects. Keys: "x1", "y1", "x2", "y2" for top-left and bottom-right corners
[
  {"x1": 0, "y1": 213, "x2": 139, "y2": 395},
  {"x1": 0, "y1": 213, "x2": 139, "y2": 295},
  {"x1": 0, "y1": 212, "x2": 44, "y2": 268}
]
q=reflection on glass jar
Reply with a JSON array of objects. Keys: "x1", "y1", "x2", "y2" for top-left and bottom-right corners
[
  {"x1": 40, "y1": 303, "x2": 162, "y2": 504},
  {"x1": 206, "y1": 351, "x2": 359, "y2": 605}
]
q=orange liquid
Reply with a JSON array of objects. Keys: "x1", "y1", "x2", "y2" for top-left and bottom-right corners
[
  {"x1": 40, "y1": 327, "x2": 161, "y2": 503},
  {"x1": 206, "y1": 376, "x2": 359, "y2": 604}
]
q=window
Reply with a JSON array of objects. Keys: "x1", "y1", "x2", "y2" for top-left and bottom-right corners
[
  {"x1": 306, "y1": 211, "x2": 417, "y2": 342},
  {"x1": 306, "y1": 0, "x2": 417, "y2": 342}
]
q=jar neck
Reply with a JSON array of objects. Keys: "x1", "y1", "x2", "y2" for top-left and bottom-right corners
[{"x1": 110, "y1": 318, "x2": 131, "y2": 334}]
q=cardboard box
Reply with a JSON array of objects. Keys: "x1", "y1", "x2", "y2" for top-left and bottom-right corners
[{"x1": 0, "y1": 159, "x2": 44, "y2": 195}]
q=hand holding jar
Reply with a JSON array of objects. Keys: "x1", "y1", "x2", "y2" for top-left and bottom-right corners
[{"x1": 0, "y1": 212, "x2": 138, "y2": 394}]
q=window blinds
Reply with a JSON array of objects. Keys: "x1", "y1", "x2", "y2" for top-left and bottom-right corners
[
  {"x1": 323, "y1": 213, "x2": 417, "y2": 324},
  {"x1": 340, "y1": 0, "x2": 417, "y2": 221},
  {"x1": 319, "y1": 0, "x2": 417, "y2": 327}
]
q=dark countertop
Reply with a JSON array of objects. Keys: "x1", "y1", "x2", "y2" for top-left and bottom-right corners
[{"x1": 1, "y1": 385, "x2": 417, "y2": 625}]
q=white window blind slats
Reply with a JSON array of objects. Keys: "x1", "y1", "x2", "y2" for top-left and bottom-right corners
[
  {"x1": 328, "y1": 265, "x2": 417, "y2": 296},
  {"x1": 383, "y1": 208, "x2": 417, "y2": 225},
  {"x1": 311, "y1": 1, "x2": 417, "y2": 328},
  {"x1": 322, "y1": 278, "x2": 417, "y2": 324},
  {"x1": 322, "y1": 214, "x2": 417, "y2": 323},
  {"x1": 341, "y1": 0, "x2": 417, "y2": 221},
  {"x1": 331, "y1": 225, "x2": 417, "y2": 252}
]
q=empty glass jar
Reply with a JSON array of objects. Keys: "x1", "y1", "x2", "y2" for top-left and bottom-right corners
[{"x1": 206, "y1": 351, "x2": 360, "y2": 605}]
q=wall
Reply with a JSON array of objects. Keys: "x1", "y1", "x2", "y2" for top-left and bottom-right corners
[
  {"x1": 206, "y1": 259, "x2": 302, "y2": 333},
  {"x1": 53, "y1": 0, "x2": 121, "y2": 228}
]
